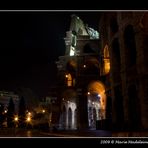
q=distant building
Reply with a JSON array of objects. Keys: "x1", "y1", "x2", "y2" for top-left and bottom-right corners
[{"x1": 0, "y1": 91, "x2": 19, "y2": 113}]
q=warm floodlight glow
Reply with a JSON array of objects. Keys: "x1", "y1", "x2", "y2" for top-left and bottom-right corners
[
  {"x1": 27, "y1": 117, "x2": 31, "y2": 122},
  {"x1": 14, "y1": 117, "x2": 18, "y2": 121}
]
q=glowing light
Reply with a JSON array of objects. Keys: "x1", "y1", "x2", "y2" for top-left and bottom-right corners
[
  {"x1": 87, "y1": 92, "x2": 90, "y2": 95},
  {"x1": 97, "y1": 94, "x2": 101, "y2": 98},
  {"x1": 14, "y1": 117, "x2": 18, "y2": 121},
  {"x1": 4, "y1": 110, "x2": 7, "y2": 113},
  {"x1": 104, "y1": 59, "x2": 110, "y2": 74},
  {"x1": 70, "y1": 47, "x2": 75, "y2": 56},
  {"x1": 28, "y1": 112, "x2": 31, "y2": 116},
  {"x1": 66, "y1": 73, "x2": 72, "y2": 87},
  {"x1": 103, "y1": 45, "x2": 110, "y2": 74},
  {"x1": 42, "y1": 110, "x2": 45, "y2": 113},
  {"x1": 65, "y1": 74, "x2": 68, "y2": 78},
  {"x1": 83, "y1": 64, "x2": 86, "y2": 68},
  {"x1": 27, "y1": 117, "x2": 31, "y2": 122}
]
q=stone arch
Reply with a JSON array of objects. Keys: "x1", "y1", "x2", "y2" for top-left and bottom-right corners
[
  {"x1": 65, "y1": 73, "x2": 73, "y2": 87},
  {"x1": 87, "y1": 81, "x2": 107, "y2": 129},
  {"x1": 66, "y1": 60, "x2": 77, "y2": 86},
  {"x1": 103, "y1": 44, "x2": 110, "y2": 74},
  {"x1": 61, "y1": 89, "x2": 77, "y2": 130}
]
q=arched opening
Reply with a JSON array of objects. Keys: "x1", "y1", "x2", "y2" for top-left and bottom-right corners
[
  {"x1": 65, "y1": 73, "x2": 73, "y2": 87},
  {"x1": 87, "y1": 81, "x2": 107, "y2": 129},
  {"x1": 124, "y1": 25, "x2": 137, "y2": 67},
  {"x1": 103, "y1": 44, "x2": 110, "y2": 75},
  {"x1": 61, "y1": 89, "x2": 77, "y2": 130},
  {"x1": 68, "y1": 108, "x2": 72, "y2": 129},
  {"x1": 66, "y1": 60, "x2": 77, "y2": 87}
]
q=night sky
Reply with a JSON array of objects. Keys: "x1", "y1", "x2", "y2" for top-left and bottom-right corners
[{"x1": 0, "y1": 11, "x2": 101, "y2": 98}]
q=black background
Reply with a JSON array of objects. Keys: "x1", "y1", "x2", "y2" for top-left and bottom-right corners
[{"x1": 0, "y1": 11, "x2": 101, "y2": 98}]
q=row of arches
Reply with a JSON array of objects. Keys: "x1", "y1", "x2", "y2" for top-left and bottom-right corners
[
  {"x1": 59, "y1": 102, "x2": 77, "y2": 129},
  {"x1": 59, "y1": 81, "x2": 108, "y2": 130}
]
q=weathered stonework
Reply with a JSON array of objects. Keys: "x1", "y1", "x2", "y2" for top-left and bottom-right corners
[{"x1": 99, "y1": 12, "x2": 148, "y2": 130}]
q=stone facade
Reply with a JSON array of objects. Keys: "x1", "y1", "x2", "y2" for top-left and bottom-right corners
[
  {"x1": 99, "y1": 12, "x2": 148, "y2": 130},
  {"x1": 56, "y1": 15, "x2": 111, "y2": 130}
]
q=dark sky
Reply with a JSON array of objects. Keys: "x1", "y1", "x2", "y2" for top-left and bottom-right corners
[{"x1": 0, "y1": 11, "x2": 101, "y2": 98}]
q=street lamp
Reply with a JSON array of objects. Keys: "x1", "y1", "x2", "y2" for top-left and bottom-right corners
[
  {"x1": 14, "y1": 115, "x2": 19, "y2": 128},
  {"x1": 42, "y1": 109, "x2": 45, "y2": 113},
  {"x1": 26, "y1": 117, "x2": 31, "y2": 122}
]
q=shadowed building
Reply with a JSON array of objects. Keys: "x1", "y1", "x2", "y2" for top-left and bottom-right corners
[{"x1": 99, "y1": 12, "x2": 148, "y2": 131}]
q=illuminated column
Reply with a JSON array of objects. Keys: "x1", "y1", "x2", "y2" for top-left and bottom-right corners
[
  {"x1": 66, "y1": 105, "x2": 68, "y2": 129},
  {"x1": 74, "y1": 109, "x2": 77, "y2": 129},
  {"x1": 72, "y1": 110, "x2": 75, "y2": 129},
  {"x1": 71, "y1": 103, "x2": 76, "y2": 129}
]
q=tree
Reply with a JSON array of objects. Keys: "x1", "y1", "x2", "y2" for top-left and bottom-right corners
[
  {"x1": 18, "y1": 96, "x2": 26, "y2": 128},
  {"x1": 7, "y1": 98, "x2": 15, "y2": 128}
]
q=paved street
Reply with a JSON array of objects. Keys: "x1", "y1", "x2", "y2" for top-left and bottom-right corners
[
  {"x1": 1, "y1": 128, "x2": 148, "y2": 137},
  {"x1": 0, "y1": 128, "x2": 111, "y2": 137},
  {"x1": 0, "y1": 128, "x2": 47, "y2": 137}
]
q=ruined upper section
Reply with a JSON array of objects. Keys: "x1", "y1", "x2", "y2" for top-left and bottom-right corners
[
  {"x1": 64, "y1": 14, "x2": 100, "y2": 57},
  {"x1": 70, "y1": 14, "x2": 99, "y2": 39}
]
